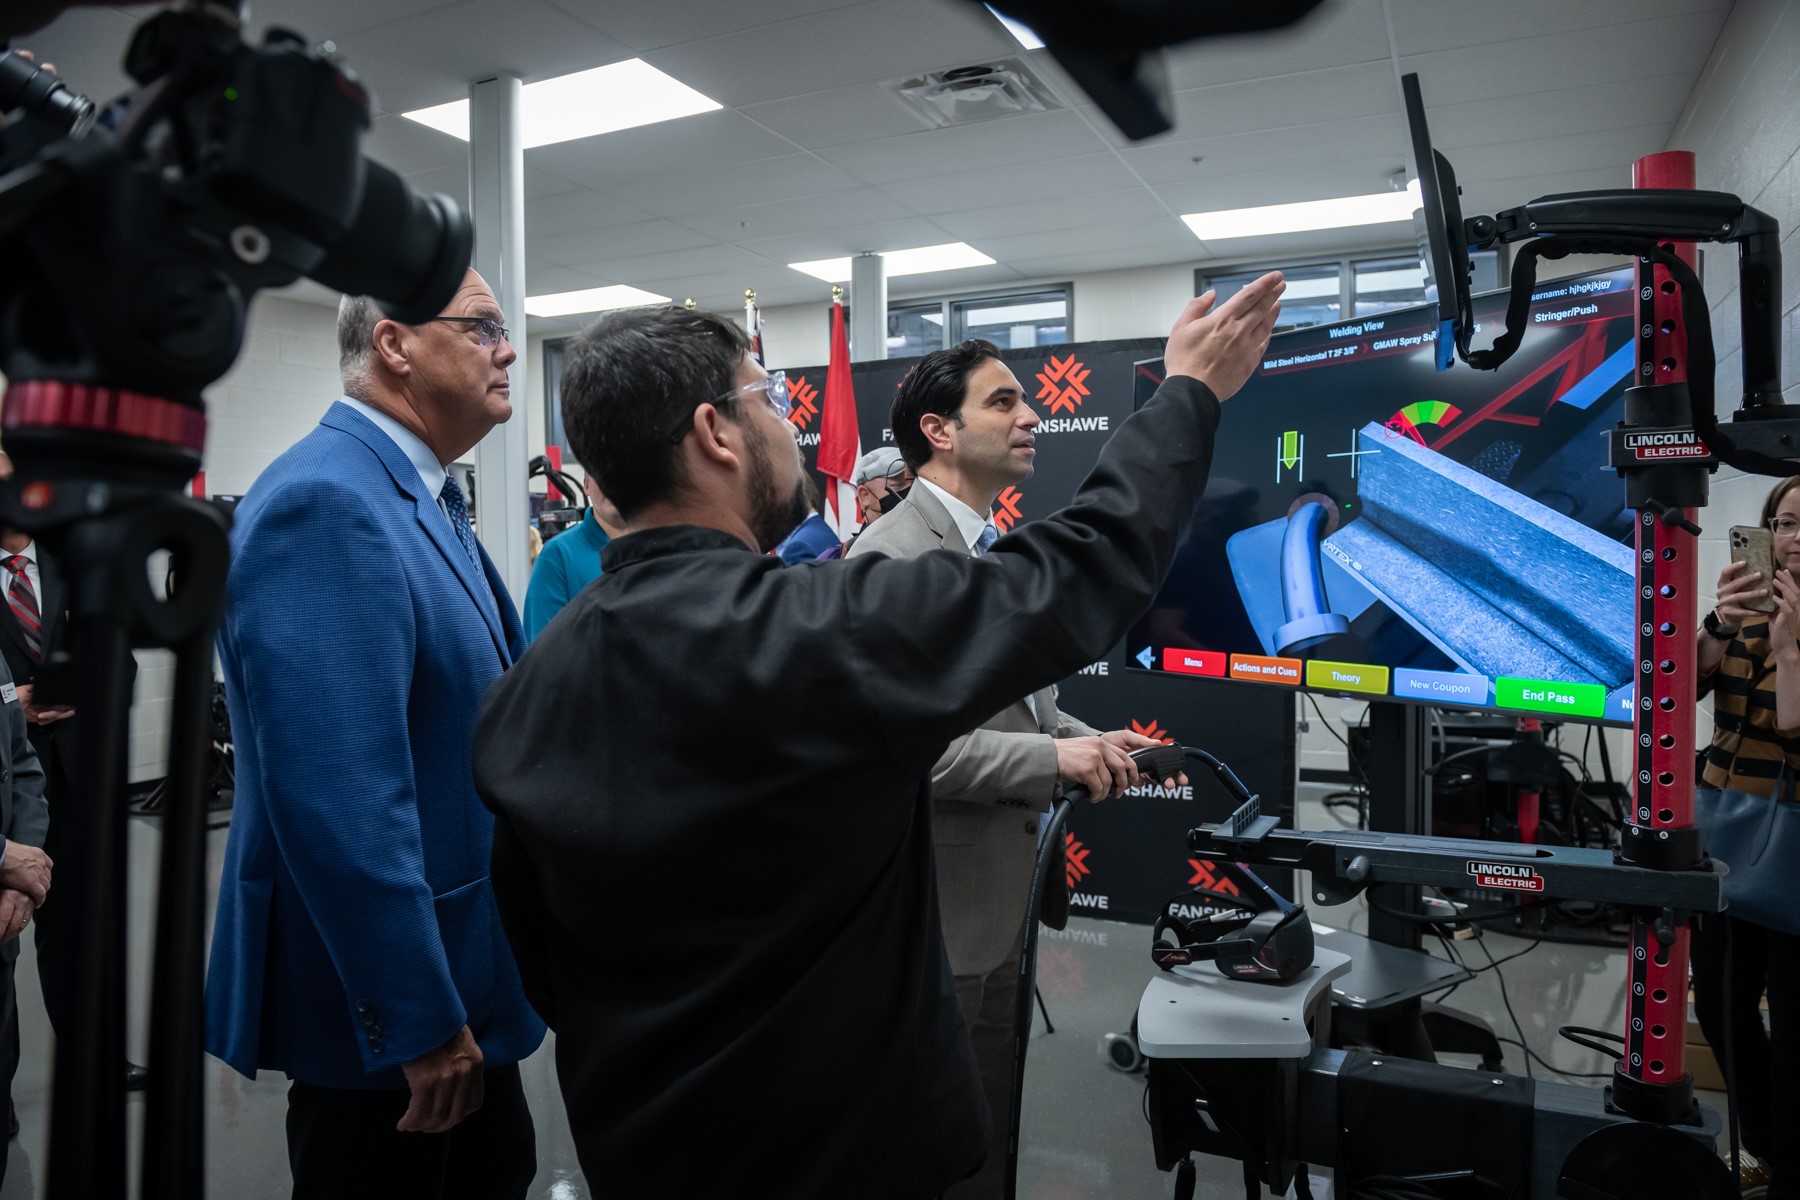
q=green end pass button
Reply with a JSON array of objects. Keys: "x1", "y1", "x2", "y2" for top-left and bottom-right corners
[
  {"x1": 1304, "y1": 660, "x2": 1390, "y2": 696},
  {"x1": 1497, "y1": 676, "x2": 1605, "y2": 718}
]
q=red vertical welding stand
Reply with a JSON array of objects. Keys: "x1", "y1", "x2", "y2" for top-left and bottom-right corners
[{"x1": 1609, "y1": 149, "x2": 1709, "y2": 1124}]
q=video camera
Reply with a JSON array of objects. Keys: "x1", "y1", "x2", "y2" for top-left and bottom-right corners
[{"x1": 0, "y1": 5, "x2": 475, "y2": 1196}]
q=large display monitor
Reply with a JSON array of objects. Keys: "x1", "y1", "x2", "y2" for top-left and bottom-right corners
[{"x1": 1127, "y1": 265, "x2": 1639, "y2": 726}]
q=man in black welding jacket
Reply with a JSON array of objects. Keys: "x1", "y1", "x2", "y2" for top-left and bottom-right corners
[{"x1": 473, "y1": 273, "x2": 1283, "y2": 1198}]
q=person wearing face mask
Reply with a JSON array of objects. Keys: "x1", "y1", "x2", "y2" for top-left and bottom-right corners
[{"x1": 853, "y1": 446, "x2": 914, "y2": 525}]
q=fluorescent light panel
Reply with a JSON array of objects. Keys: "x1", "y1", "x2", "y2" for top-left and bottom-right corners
[
  {"x1": 1183, "y1": 180, "x2": 1421, "y2": 241},
  {"x1": 525, "y1": 285, "x2": 671, "y2": 317},
  {"x1": 403, "y1": 60, "x2": 721, "y2": 149},
  {"x1": 984, "y1": 4, "x2": 1045, "y2": 49},
  {"x1": 789, "y1": 243, "x2": 996, "y2": 283}
]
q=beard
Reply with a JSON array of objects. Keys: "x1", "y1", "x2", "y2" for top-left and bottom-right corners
[{"x1": 745, "y1": 428, "x2": 812, "y2": 554}]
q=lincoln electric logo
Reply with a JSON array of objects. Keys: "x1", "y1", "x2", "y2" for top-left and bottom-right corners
[
  {"x1": 1187, "y1": 858, "x2": 1243, "y2": 898},
  {"x1": 1130, "y1": 718, "x2": 1173, "y2": 744},
  {"x1": 1064, "y1": 832, "x2": 1092, "y2": 890},
  {"x1": 1035, "y1": 354, "x2": 1091, "y2": 414},
  {"x1": 994, "y1": 486, "x2": 1025, "y2": 533},
  {"x1": 787, "y1": 375, "x2": 820, "y2": 430}
]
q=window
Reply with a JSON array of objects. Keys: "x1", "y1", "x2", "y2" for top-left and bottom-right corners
[
  {"x1": 1199, "y1": 250, "x2": 1502, "y2": 331},
  {"x1": 883, "y1": 283, "x2": 1073, "y2": 356},
  {"x1": 544, "y1": 337, "x2": 570, "y2": 456},
  {"x1": 887, "y1": 302, "x2": 946, "y2": 357},
  {"x1": 954, "y1": 289, "x2": 1069, "y2": 349}
]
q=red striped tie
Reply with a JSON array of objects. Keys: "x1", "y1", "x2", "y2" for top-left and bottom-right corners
[{"x1": 5, "y1": 555, "x2": 41, "y2": 661}]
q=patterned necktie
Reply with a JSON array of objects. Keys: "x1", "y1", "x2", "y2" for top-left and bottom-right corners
[
  {"x1": 4, "y1": 554, "x2": 41, "y2": 661},
  {"x1": 975, "y1": 522, "x2": 1000, "y2": 555},
  {"x1": 438, "y1": 477, "x2": 484, "y2": 576}
]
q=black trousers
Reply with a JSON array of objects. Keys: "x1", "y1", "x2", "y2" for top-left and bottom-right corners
[
  {"x1": 949, "y1": 948, "x2": 1019, "y2": 1200},
  {"x1": 0, "y1": 958, "x2": 17, "y2": 1189},
  {"x1": 1691, "y1": 911, "x2": 1800, "y2": 1199},
  {"x1": 29, "y1": 731, "x2": 72, "y2": 1036},
  {"x1": 286, "y1": 1063, "x2": 535, "y2": 1200}
]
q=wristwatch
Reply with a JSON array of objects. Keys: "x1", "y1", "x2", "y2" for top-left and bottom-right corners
[{"x1": 1703, "y1": 609, "x2": 1739, "y2": 641}]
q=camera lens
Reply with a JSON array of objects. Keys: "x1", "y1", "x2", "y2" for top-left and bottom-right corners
[
  {"x1": 307, "y1": 158, "x2": 474, "y2": 325},
  {"x1": 0, "y1": 50, "x2": 97, "y2": 137}
]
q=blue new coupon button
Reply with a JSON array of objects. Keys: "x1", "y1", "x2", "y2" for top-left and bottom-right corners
[{"x1": 1393, "y1": 668, "x2": 1492, "y2": 706}]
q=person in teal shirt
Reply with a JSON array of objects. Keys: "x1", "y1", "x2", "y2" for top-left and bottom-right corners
[{"x1": 524, "y1": 474, "x2": 624, "y2": 641}]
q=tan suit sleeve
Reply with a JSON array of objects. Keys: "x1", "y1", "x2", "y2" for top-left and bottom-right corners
[{"x1": 930, "y1": 727, "x2": 1059, "y2": 809}]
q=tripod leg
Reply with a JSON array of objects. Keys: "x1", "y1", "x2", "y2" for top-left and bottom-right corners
[{"x1": 1035, "y1": 985, "x2": 1054, "y2": 1035}]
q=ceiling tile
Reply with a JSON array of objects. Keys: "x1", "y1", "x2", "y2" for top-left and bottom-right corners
[
  {"x1": 1151, "y1": 158, "x2": 1418, "y2": 215},
  {"x1": 1119, "y1": 114, "x2": 1409, "y2": 185},
  {"x1": 326, "y1": 0, "x2": 636, "y2": 113},
  {"x1": 18, "y1": 8, "x2": 141, "y2": 103},
  {"x1": 524, "y1": 262, "x2": 610, "y2": 294},
  {"x1": 525, "y1": 189, "x2": 658, "y2": 237},
  {"x1": 1166, "y1": 62, "x2": 1399, "y2": 140},
  {"x1": 1387, "y1": 0, "x2": 1731, "y2": 54},
  {"x1": 400, "y1": 165, "x2": 470, "y2": 208},
  {"x1": 552, "y1": 0, "x2": 870, "y2": 52},
  {"x1": 740, "y1": 216, "x2": 964, "y2": 266},
  {"x1": 523, "y1": 111, "x2": 796, "y2": 188},
  {"x1": 528, "y1": 219, "x2": 719, "y2": 266},
  {"x1": 639, "y1": 0, "x2": 1015, "y2": 107},
  {"x1": 1399, "y1": 11, "x2": 1730, "y2": 108},
  {"x1": 819, "y1": 109, "x2": 1110, "y2": 185},
  {"x1": 974, "y1": 217, "x2": 1196, "y2": 263},
  {"x1": 525, "y1": 167, "x2": 584, "y2": 199},
  {"x1": 932, "y1": 189, "x2": 1171, "y2": 241},
  {"x1": 248, "y1": 0, "x2": 461, "y2": 41},
  {"x1": 741, "y1": 83, "x2": 929, "y2": 149},
  {"x1": 1449, "y1": 125, "x2": 1671, "y2": 186},
  {"x1": 574, "y1": 244, "x2": 782, "y2": 287},
  {"x1": 676, "y1": 189, "x2": 921, "y2": 242},
  {"x1": 606, "y1": 154, "x2": 868, "y2": 217},
  {"x1": 876, "y1": 152, "x2": 1128, "y2": 213},
  {"x1": 1425, "y1": 71, "x2": 1692, "y2": 148},
  {"x1": 1161, "y1": 0, "x2": 1391, "y2": 91},
  {"x1": 364, "y1": 114, "x2": 468, "y2": 177}
]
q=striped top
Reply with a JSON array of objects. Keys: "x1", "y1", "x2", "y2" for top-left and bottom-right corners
[{"x1": 1700, "y1": 617, "x2": 1800, "y2": 797}]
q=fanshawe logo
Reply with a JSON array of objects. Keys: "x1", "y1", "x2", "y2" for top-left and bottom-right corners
[
  {"x1": 1065, "y1": 832, "x2": 1109, "y2": 910},
  {"x1": 994, "y1": 486, "x2": 1025, "y2": 533},
  {"x1": 786, "y1": 375, "x2": 820, "y2": 431},
  {"x1": 1035, "y1": 354, "x2": 1091, "y2": 414},
  {"x1": 1131, "y1": 718, "x2": 1173, "y2": 744},
  {"x1": 1187, "y1": 858, "x2": 1243, "y2": 898},
  {"x1": 1065, "y1": 831, "x2": 1092, "y2": 890},
  {"x1": 1466, "y1": 859, "x2": 1545, "y2": 893}
]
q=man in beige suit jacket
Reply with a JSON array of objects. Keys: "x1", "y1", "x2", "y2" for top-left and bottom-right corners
[{"x1": 847, "y1": 339, "x2": 1176, "y2": 1197}]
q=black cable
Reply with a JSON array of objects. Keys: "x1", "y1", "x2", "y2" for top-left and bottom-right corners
[
  {"x1": 1479, "y1": 937, "x2": 1611, "y2": 1079},
  {"x1": 1367, "y1": 892, "x2": 1553, "y2": 926},
  {"x1": 1556, "y1": 1025, "x2": 1625, "y2": 1062}
]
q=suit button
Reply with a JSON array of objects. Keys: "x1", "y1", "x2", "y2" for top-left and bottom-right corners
[
  {"x1": 362, "y1": 1013, "x2": 376, "y2": 1027},
  {"x1": 1025, "y1": 821, "x2": 1038, "y2": 835},
  {"x1": 370, "y1": 1038, "x2": 385, "y2": 1055},
  {"x1": 356, "y1": 1000, "x2": 371, "y2": 1014}
]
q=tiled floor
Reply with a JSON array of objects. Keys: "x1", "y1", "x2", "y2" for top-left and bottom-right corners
[{"x1": 1, "y1": 786, "x2": 1723, "y2": 1198}]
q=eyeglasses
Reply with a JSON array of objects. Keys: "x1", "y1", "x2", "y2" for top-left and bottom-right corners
[
  {"x1": 717, "y1": 370, "x2": 791, "y2": 421},
  {"x1": 427, "y1": 316, "x2": 511, "y2": 347},
  {"x1": 1770, "y1": 516, "x2": 1800, "y2": 537},
  {"x1": 665, "y1": 371, "x2": 792, "y2": 444}
]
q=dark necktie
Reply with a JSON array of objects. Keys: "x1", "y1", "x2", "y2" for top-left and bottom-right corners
[
  {"x1": 439, "y1": 477, "x2": 484, "y2": 576},
  {"x1": 5, "y1": 554, "x2": 41, "y2": 660}
]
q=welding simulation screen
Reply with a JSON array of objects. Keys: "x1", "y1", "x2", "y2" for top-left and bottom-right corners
[{"x1": 1127, "y1": 266, "x2": 1639, "y2": 726}]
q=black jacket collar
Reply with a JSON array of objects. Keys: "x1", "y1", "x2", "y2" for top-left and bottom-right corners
[{"x1": 600, "y1": 525, "x2": 753, "y2": 573}]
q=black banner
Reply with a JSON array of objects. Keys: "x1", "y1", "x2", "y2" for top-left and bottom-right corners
[{"x1": 776, "y1": 338, "x2": 1297, "y2": 925}]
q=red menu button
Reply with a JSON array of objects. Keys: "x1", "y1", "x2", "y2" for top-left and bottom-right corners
[{"x1": 1163, "y1": 648, "x2": 1228, "y2": 678}]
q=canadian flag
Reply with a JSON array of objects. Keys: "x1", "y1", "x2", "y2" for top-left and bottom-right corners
[{"x1": 818, "y1": 300, "x2": 861, "y2": 539}]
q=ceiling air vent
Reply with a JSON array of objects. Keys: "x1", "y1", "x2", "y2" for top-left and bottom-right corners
[{"x1": 885, "y1": 59, "x2": 1060, "y2": 129}]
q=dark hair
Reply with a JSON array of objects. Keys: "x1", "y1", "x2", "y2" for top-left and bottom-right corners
[
  {"x1": 560, "y1": 307, "x2": 752, "y2": 519},
  {"x1": 799, "y1": 472, "x2": 821, "y2": 512},
  {"x1": 1761, "y1": 476, "x2": 1800, "y2": 527},
  {"x1": 889, "y1": 339, "x2": 1002, "y2": 470}
]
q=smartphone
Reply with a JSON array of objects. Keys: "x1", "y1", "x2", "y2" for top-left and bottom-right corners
[{"x1": 1730, "y1": 525, "x2": 1776, "y2": 612}]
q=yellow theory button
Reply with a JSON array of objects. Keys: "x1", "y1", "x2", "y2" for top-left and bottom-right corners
[{"x1": 1305, "y1": 659, "x2": 1390, "y2": 696}]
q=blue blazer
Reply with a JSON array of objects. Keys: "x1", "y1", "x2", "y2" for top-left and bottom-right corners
[{"x1": 206, "y1": 401, "x2": 545, "y2": 1088}]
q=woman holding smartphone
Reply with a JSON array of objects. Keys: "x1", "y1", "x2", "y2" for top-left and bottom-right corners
[{"x1": 1696, "y1": 474, "x2": 1800, "y2": 1199}]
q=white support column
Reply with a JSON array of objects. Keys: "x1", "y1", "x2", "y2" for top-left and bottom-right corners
[
  {"x1": 468, "y1": 74, "x2": 531, "y2": 609},
  {"x1": 850, "y1": 251, "x2": 887, "y2": 362}
]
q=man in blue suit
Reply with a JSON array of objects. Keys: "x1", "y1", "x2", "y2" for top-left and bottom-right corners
[{"x1": 207, "y1": 269, "x2": 545, "y2": 1199}]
